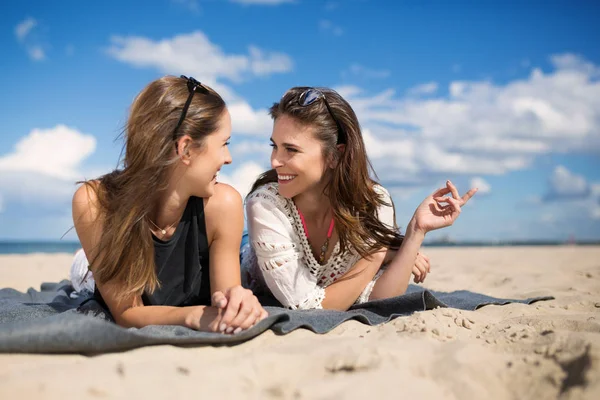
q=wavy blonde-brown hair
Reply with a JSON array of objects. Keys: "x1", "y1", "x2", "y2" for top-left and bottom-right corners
[
  {"x1": 250, "y1": 87, "x2": 403, "y2": 258},
  {"x1": 79, "y1": 75, "x2": 226, "y2": 300}
]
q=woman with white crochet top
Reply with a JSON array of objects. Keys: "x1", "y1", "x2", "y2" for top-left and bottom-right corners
[{"x1": 242, "y1": 87, "x2": 477, "y2": 311}]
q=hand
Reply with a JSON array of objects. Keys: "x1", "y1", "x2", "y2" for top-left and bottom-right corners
[
  {"x1": 184, "y1": 306, "x2": 223, "y2": 332},
  {"x1": 412, "y1": 251, "x2": 430, "y2": 284},
  {"x1": 211, "y1": 286, "x2": 268, "y2": 334},
  {"x1": 412, "y1": 180, "x2": 477, "y2": 234}
]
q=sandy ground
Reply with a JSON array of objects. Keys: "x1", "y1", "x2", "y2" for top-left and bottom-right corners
[{"x1": 0, "y1": 246, "x2": 599, "y2": 399}]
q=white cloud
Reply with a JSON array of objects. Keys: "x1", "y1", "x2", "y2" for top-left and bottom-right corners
[
  {"x1": 248, "y1": 46, "x2": 293, "y2": 76},
  {"x1": 534, "y1": 169, "x2": 600, "y2": 222},
  {"x1": 546, "y1": 165, "x2": 590, "y2": 200},
  {"x1": 106, "y1": 31, "x2": 292, "y2": 137},
  {"x1": 15, "y1": 17, "x2": 36, "y2": 41},
  {"x1": 334, "y1": 85, "x2": 364, "y2": 99},
  {"x1": 230, "y1": 0, "x2": 294, "y2": 4},
  {"x1": 218, "y1": 162, "x2": 267, "y2": 199},
  {"x1": 319, "y1": 20, "x2": 344, "y2": 36},
  {"x1": 230, "y1": 140, "x2": 272, "y2": 158},
  {"x1": 470, "y1": 177, "x2": 491, "y2": 194},
  {"x1": 407, "y1": 82, "x2": 438, "y2": 96},
  {"x1": 228, "y1": 102, "x2": 272, "y2": 135},
  {"x1": 338, "y1": 53, "x2": 600, "y2": 185},
  {"x1": 14, "y1": 17, "x2": 46, "y2": 62},
  {"x1": 106, "y1": 31, "x2": 293, "y2": 84},
  {"x1": 0, "y1": 125, "x2": 96, "y2": 180},
  {"x1": 344, "y1": 64, "x2": 390, "y2": 80},
  {"x1": 28, "y1": 46, "x2": 45, "y2": 61}
]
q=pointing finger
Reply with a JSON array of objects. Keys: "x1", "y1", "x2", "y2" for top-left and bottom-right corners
[{"x1": 461, "y1": 188, "x2": 478, "y2": 205}]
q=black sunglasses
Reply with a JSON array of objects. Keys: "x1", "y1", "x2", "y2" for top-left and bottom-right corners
[
  {"x1": 298, "y1": 88, "x2": 346, "y2": 144},
  {"x1": 172, "y1": 75, "x2": 210, "y2": 141}
]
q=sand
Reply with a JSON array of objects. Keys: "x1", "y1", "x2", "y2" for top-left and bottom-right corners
[{"x1": 0, "y1": 246, "x2": 599, "y2": 399}]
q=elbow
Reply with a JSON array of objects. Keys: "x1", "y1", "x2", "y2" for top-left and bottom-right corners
[{"x1": 112, "y1": 305, "x2": 140, "y2": 328}]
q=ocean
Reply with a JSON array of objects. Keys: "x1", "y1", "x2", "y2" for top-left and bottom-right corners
[
  {"x1": 0, "y1": 239, "x2": 596, "y2": 255},
  {"x1": 0, "y1": 242, "x2": 82, "y2": 255}
]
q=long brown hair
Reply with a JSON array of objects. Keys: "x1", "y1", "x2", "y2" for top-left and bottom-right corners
[
  {"x1": 250, "y1": 87, "x2": 403, "y2": 258},
  {"x1": 80, "y1": 75, "x2": 226, "y2": 300}
]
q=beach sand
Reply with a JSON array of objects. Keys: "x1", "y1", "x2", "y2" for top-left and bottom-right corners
[{"x1": 0, "y1": 246, "x2": 599, "y2": 399}]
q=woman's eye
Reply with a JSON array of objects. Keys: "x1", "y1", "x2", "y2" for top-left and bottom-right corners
[
  {"x1": 286, "y1": 147, "x2": 298, "y2": 153},
  {"x1": 224, "y1": 141, "x2": 231, "y2": 146},
  {"x1": 269, "y1": 143, "x2": 276, "y2": 149}
]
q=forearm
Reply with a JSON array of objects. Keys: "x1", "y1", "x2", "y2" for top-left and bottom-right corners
[
  {"x1": 321, "y1": 250, "x2": 385, "y2": 311},
  {"x1": 117, "y1": 304, "x2": 215, "y2": 331},
  {"x1": 369, "y1": 219, "x2": 425, "y2": 300}
]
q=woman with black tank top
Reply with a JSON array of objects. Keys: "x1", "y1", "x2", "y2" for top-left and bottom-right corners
[{"x1": 72, "y1": 75, "x2": 267, "y2": 334}]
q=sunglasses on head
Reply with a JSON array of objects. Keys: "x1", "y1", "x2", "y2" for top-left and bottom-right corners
[
  {"x1": 172, "y1": 75, "x2": 210, "y2": 141},
  {"x1": 298, "y1": 88, "x2": 346, "y2": 145}
]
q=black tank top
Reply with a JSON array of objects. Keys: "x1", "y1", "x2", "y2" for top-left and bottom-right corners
[{"x1": 91, "y1": 196, "x2": 212, "y2": 311}]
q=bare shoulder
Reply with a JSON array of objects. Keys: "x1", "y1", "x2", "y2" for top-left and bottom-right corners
[
  {"x1": 72, "y1": 180, "x2": 103, "y2": 226},
  {"x1": 204, "y1": 183, "x2": 243, "y2": 243},
  {"x1": 204, "y1": 183, "x2": 243, "y2": 216}
]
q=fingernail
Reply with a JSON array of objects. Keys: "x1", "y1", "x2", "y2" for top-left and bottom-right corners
[
  {"x1": 219, "y1": 323, "x2": 226, "y2": 332},
  {"x1": 233, "y1": 327, "x2": 242, "y2": 334},
  {"x1": 226, "y1": 327, "x2": 234, "y2": 334}
]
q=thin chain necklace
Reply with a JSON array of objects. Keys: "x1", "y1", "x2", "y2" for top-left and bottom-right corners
[
  {"x1": 148, "y1": 218, "x2": 178, "y2": 237},
  {"x1": 297, "y1": 208, "x2": 335, "y2": 265}
]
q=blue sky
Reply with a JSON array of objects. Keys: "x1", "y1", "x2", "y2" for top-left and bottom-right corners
[{"x1": 1, "y1": 0, "x2": 599, "y2": 242}]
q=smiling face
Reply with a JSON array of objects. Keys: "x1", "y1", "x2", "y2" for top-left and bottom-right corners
[
  {"x1": 270, "y1": 115, "x2": 332, "y2": 199},
  {"x1": 184, "y1": 109, "x2": 232, "y2": 197}
]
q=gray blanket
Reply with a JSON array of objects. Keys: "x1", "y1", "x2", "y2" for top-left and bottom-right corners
[{"x1": 0, "y1": 281, "x2": 552, "y2": 354}]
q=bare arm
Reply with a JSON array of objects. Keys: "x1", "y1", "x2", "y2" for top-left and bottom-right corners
[
  {"x1": 72, "y1": 183, "x2": 219, "y2": 331},
  {"x1": 204, "y1": 183, "x2": 267, "y2": 332},
  {"x1": 204, "y1": 183, "x2": 244, "y2": 293},
  {"x1": 320, "y1": 249, "x2": 386, "y2": 311},
  {"x1": 368, "y1": 220, "x2": 424, "y2": 300}
]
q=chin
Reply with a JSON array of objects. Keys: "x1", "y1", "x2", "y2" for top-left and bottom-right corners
[{"x1": 195, "y1": 182, "x2": 216, "y2": 198}]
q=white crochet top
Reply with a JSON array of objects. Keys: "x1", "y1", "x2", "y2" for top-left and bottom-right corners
[{"x1": 241, "y1": 182, "x2": 396, "y2": 310}]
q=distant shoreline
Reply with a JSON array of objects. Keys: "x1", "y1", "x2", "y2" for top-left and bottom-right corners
[{"x1": 1, "y1": 240, "x2": 599, "y2": 255}]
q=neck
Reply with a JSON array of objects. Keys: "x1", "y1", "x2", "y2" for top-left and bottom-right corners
[
  {"x1": 151, "y1": 170, "x2": 190, "y2": 228},
  {"x1": 293, "y1": 185, "x2": 332, "y2": 226}
]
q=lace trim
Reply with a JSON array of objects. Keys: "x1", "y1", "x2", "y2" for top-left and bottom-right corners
[{"x1": 295, "y1": 286, "x2": 326, "y2": 310}]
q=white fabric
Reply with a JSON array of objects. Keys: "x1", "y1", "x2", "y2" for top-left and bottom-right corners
[
  {"x1": 242, "y1": 182, "x2": 396, "y2": 310},
  {"x1": 69, "y1": 248, "x2": 95, "y2": 294}
]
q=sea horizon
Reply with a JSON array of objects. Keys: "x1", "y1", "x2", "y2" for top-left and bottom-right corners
[{"x1": 1, "y1": 239, "x2": 599, "y2": 255}]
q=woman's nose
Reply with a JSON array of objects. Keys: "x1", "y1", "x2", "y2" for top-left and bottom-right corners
[
  {"x1": 271, "y1": 154, "x2": 283, "y2": 169},
  {"x1": 224, "y1": 146, "x2": 232, "y2": 165}
]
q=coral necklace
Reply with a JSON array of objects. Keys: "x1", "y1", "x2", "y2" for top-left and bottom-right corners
[{"x1": 297, "y1": 208, "x2": 335, "y2": 264}]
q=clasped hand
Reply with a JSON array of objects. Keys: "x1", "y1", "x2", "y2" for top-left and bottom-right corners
[{"x1": 210, "y1": 286, "x2": 268, "y2": 334}]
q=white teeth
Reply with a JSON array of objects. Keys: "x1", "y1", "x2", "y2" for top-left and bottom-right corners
[{"x1": 278, "y1": 175, "x2": 296, "y2": 181}]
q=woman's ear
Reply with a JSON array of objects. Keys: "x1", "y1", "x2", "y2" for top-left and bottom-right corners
[
  {"x1": 176, "y1": 136, "x2": 193, "y2": 165},
  {"x1": 329, "y1": 144, "x2": 346, "y2": 168}
]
